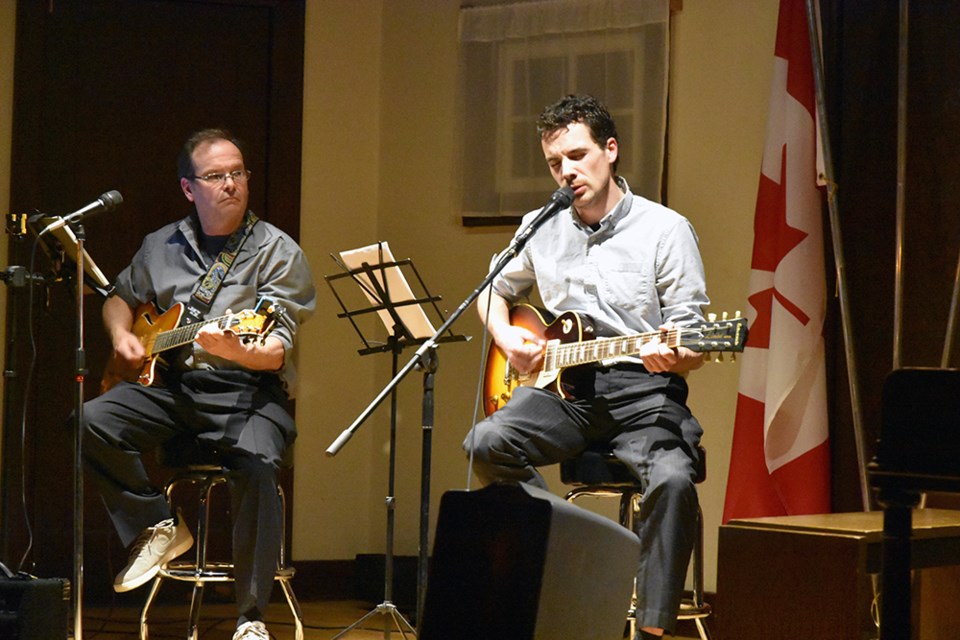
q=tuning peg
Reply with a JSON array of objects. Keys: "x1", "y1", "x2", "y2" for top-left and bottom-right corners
[
  {"x1": 714, "y1": 352, "x2": 724, "y2": 363},
  {"x1": 722, "y1": 311, "x2": 729, "y2": 321},
  {"x1": 730, "y1": 353, "x2": 737, "y2": 363},
  {"x1": 735, "y1": 310, "x2": 742, "y2": 318},
  {"x1": 707, "y1": 312, "x2": 717, "y2": 322}
]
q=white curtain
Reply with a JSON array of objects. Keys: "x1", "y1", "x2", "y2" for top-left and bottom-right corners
[{"x1": 459, "y1": 0, "x2": 670, "y2": 222}]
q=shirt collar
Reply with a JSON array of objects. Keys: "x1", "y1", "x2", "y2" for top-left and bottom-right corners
[{"x1": 570, "y1": 176, "x2": 633, "y2": 233}]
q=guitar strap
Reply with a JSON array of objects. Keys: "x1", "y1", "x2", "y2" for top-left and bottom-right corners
[{"x1": 181, "y1": 210, "x2": 259, "y2": 326}]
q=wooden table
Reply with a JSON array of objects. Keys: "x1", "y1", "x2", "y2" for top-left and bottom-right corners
[{"x1": 717, "y1": 509, "x2": 960, "y2": 639}]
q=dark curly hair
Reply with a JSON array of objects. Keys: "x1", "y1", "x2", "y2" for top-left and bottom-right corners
[
  {"x1": 536, "y1": 94, "x2": 619, "y2": 173},
  {"x1": 176, "y1": 128, "x2": 245, "y2": 180}
]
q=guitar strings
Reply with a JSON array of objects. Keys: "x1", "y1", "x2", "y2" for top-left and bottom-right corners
[
  {"x1": 151, "y1": 310, "x2": 262, "y2": 352},
  {"x1": 545, "y1": 328, "x2": 683, "y2": 367}
]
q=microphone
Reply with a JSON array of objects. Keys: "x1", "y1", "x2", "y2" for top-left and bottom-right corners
[
  {"x1": 39, "y1": 190, "x2": 123, "y2": 235},
  {"x1": 512, "y1": 185, "x2": 574, "y2": 247}
]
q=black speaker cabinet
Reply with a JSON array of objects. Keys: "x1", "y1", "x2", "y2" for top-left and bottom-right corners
[
  {"x1": 0, "y1": 574, "x2": 70, "y2": 640},
  {"x1": 420, "y1": 483, "x2": 640, "y2": 640}
]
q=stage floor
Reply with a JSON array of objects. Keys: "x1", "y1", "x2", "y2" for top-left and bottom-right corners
[{"x1": 82, "y1": 599, "x2": 705, "y2": 639}]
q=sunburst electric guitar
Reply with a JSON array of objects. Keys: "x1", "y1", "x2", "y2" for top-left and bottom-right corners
[
  {"x1": 100, "y1": 298, "x2": 285, "y2": 393},
  {"x1": 482, "y1": 304, "x2": 748, "y2": 416}
]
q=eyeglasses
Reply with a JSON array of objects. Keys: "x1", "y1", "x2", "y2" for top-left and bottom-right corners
[{"x1": 189, "y1": 169, "x2": 251, "y2": 186}]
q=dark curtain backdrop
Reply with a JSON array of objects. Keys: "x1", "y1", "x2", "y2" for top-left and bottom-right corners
[{"x1": 821, "y1": 1, "x2": 960, "y2": 512}]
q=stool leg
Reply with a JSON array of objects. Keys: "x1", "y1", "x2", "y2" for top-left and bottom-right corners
[
  {"x1": 187, "y1": 582, "x2": 205, "y2": 640},
  {"x1": 195, "y1": 477, "x2": 219, "y2": 574},
  {"x1": 139, "y1": 575, "x2": 163, "y2": 640},
  {"x1": 278, "y1": 577, "x2": 305, "y2": 640},
  {"x1": 695, "y1": 617, "x2": 711, "y2": 640},
  {"x1": 692, "y1": 505, "x2": 710, "y2": 640},
  {"x1": 620, "y1": 491, "x2": 641, "y2": 640},
  {"x1": 184, "y1": 475, "x2": 218, "y2": 640},
  {"x1": 276, "y1": 484, "x2": 305, "y2": 639}
]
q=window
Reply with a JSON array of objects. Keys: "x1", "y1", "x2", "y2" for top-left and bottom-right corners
[{"x1": 459, "y1": 0, "x2": 670, "y2": 223}]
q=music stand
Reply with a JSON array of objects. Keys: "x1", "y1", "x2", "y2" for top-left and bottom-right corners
[{"x1": 325, "y1": 242, "x2": 467, "y2": 638}]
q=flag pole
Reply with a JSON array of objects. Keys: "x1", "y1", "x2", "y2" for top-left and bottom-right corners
[
  {"x1": 804, "y1": 0, "x2": 871, "y2": 511},
  {"x1": 894, "y1": 0, "x2": 908, "y2": 370}
]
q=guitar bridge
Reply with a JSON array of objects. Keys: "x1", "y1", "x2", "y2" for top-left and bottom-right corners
[{"x1": 503, "y1": 362, "x2": 516, "y2": 385}]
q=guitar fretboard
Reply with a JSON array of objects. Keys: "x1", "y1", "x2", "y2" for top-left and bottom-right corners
[
  {"x1": 542, "y1": 329, "x2": 680, "y2": 370},
  {"x1": 148, "y1": 313, "x2": 235, "y2": 353}
]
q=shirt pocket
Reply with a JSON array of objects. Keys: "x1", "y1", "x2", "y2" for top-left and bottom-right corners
[{"x1": 598, "y1": 262, "x2": 655, "y2": 312}]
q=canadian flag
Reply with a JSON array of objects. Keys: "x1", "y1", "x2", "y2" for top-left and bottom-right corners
[{"x1": 722, "y1": 0, "x2": 831, "y2": 523}]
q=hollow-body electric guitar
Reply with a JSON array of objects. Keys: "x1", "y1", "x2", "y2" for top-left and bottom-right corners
[
  {"x1": 482, "y1": 304, "x2": 748, "y2": 416},
  {"x1": 100, "y1": 298, "x2": 284, "y2": 393}
]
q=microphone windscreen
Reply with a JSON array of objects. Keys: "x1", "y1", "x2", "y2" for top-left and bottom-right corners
[
  {"x1": 100, "y1": 190, "x2": 123, "y2": 209},
  {"x1": 553, "y1": 185, "x2": 574, "y2": 207}
]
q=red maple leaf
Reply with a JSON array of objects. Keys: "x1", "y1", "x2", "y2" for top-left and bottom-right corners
[
  {"x1": 751, "y1": 144, "x2": 808, "y2": 273},
  {"x1": 747, "y1": 143, "x2": 813, "y2": 337}
]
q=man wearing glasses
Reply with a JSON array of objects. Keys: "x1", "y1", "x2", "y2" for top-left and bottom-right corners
[{"x1": 82, "y1": 129, "x2": 316, "y2": 640}]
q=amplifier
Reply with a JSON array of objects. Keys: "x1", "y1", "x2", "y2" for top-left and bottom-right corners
[
  {"x1": 0, "y1": 573, "x2": 70, "y2": 640},
  {"x1": 420, "y1": 483, "x2": 640, "y2": 640}
]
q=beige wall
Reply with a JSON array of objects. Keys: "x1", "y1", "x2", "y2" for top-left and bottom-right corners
[
  {"x1": 0, "y1": 0, "x2": 779, "y2": 592},
  {"x1": 668, "y1": 1, "x2": 778, "y2": 590},
  {"x1": 297, "y1": 0, "x2": 386, "y2": 561}
]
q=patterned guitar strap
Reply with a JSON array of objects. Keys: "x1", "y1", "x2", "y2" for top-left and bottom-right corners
[{"x1": 182, "y1": 210, "x2": 259, "y2": 326}]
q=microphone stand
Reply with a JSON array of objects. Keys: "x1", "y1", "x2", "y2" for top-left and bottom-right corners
[
  {"x1": 14, "y1": 208, "x2": 112, "y2": 640},
  {"x1": 71, "y1": 221, "x2": 87, "y2": 640},
  {"x1": 326, "y1": 192, "x2": 568, "y2": 624}
]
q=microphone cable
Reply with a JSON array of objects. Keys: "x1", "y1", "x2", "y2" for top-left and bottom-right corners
[
  {"x1": 13, "y1": 233, "x2": 46, "y2": 573},
  {"x1": 464, "y1": 255, "x2": 501, "y2": 492}
]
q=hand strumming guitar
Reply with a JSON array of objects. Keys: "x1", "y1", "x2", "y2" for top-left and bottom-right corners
[
  {"x1": 491, "y1": 322, "x2": 546, "y2": 375},
  {"x1": 104, "y1": 295, "x2": 146, "y2": 368},
  {"x1": 479, "y1": 287, "x2": 546, "y2": 375}
]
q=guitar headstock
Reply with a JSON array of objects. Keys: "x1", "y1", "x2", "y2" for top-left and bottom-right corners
[
  {"x1": 226, "y1": 309, "x2": 269, "y2": 342},
  {"x1": 677, "y1": 312, "x2": 749, "y2": 361},
  {"x1": 226, "y1": 298, "x2": 287, "y2": 344},
  {"x1": 255, "y1": 297, "x2": 292, "y2": 330}
]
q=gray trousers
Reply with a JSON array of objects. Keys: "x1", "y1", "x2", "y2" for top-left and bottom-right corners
[
  {"x1": 82, "y1": 369, "x2": 295, "y2": 623},
  {"x1": 463, "y1": 365, "x2": 702, "y2": 635}
]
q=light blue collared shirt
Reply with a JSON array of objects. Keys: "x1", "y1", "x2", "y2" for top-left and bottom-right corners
[{"x1": 491, "y1": 178, "x2": 709, "y2": 338}]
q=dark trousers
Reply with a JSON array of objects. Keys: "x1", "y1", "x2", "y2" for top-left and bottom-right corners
[
  {"x1": 82, "y1": 369, "x2": 295, "y2": 621},
  {"x1": 463, "y1": 365, "x2": 702, "y2": 635}
]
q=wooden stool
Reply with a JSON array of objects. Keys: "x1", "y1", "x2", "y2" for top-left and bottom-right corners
[{"x1": 560, "y1": 447, "x2": 710, "y2": 640}]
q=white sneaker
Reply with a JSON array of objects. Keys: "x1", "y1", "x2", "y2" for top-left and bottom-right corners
[
  {"x1": 113, "y1": 514, "x2": 194, "y2": 592},
  {"x1": 233, "y1": 620, "x2": 270, "y2": 640}
]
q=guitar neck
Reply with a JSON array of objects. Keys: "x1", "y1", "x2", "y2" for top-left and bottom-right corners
[
  {"x1": 150, "y1": 313, "x2": 232, "y2": 354},
  {"x1": 543, "y1": 329, "x2": 675, "y2": 370}
]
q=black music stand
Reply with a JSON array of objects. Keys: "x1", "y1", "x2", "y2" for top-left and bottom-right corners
[
  {"x1": 325, "y1": 242, "x2": 467, "y2": 638},
  {"x1": 869, "y1": 368, "x2": 960, "y2": 640}
]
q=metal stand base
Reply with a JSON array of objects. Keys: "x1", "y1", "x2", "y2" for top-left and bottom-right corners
[
  {"x1": 333, "y1": 341, "x2": 418, "y2": 640},
  {"x1": 333, "y1": 602, "x2": 416, "y2": 640}
]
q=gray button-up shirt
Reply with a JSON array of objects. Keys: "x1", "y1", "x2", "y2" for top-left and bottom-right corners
[{"x1": 112, "y1": 212, "x2": 316, "y2": 393}]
